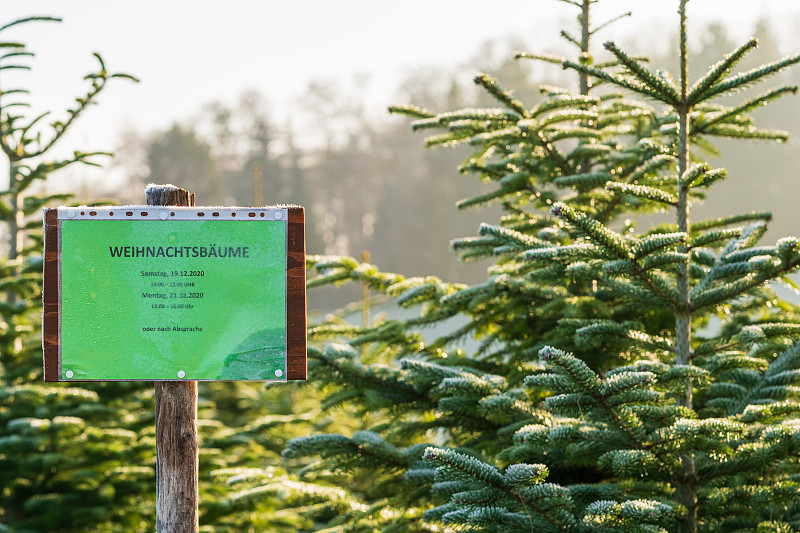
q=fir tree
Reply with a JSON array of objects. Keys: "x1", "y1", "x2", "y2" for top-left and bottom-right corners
[
  {"x1": 0, "y1": 16, "x2": 157, "y2": 532},
  {"x1": 267, "y1": 1, "x2": 800, "y2": 532}
]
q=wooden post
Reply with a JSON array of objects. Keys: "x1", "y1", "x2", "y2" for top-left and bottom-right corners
[{"x1": 147, "y1": 184, "x2": 199, "y2": 533}]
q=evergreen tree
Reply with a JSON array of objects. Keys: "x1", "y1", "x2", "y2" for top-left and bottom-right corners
[
  {"x1": 0, "y1": 16, "x2": 156, "y2": 532},
  {"x1": 264, "y1": 1, "x2": 800, "y2": 531}
]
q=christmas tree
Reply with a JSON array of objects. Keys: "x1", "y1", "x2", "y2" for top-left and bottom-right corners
[
  {"x1": 275, "y1": 1, "x2": 800, "y2": 531},
  {"x1": 0, "y1": 16, "x2": 158, "y2": 532}
]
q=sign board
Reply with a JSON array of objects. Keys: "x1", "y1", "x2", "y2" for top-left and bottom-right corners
[{"x1": 42, "y1": 206, "x2": 306, "y2": 381}]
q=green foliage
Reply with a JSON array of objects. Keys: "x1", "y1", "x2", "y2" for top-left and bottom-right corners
[
  {"x1": 255, "y1": 1, "x2": 800, "y2": 532},
  {"x1": 0, "y1": 17, "x2": 152, "y2": 531}
]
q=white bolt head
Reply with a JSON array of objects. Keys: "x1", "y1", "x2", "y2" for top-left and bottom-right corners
[
  {"x1": 159, "y1": 211, "x2": 169, "y2": 220},
  {"x1": 275, "y1": 369, "x2": 284, "y2": 377},
  {"x1": 177, "y1": 370, "x2": 186, "y2": 378},
  {"x1": 65, "y1": 370, "x2": 74, "y2": 379},
  {"x1": 67, "y1": 210, "x2": 76, "y2": 218},
  {"x1": 273, "y1": 211, "x2": 282, "y2": 220}
]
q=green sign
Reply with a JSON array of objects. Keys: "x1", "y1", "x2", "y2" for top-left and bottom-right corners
[{"x1": 50, "y1": 207, "x2": 299, "y2": 381}]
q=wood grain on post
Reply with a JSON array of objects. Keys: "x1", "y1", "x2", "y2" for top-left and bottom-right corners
[{"x1": 147, "y1": 184, "x2": 199, "y2": 533}]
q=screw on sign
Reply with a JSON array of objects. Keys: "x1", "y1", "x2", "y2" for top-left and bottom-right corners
[{"x1": 42, "y1": 184, "x2": 307, "y2": 532}]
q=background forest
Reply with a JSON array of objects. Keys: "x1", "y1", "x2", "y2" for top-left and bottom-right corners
[
  {"x1": 108, "y1": 19, "x2": 800, "y2": 292},
  {"x1": 3, "y1": 2, "x2": 800, "y2": 532}
]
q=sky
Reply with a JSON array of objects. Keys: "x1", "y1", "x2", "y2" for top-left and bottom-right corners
[{"x1": 3, "y1": 0, "x2": 800, "y2": 188}]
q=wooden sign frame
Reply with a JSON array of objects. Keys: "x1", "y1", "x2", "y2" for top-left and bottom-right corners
[{"x1": 42, "y1": 205, "x2": 306, "y2": 382}]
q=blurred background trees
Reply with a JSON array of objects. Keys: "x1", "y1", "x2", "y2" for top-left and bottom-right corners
[{"x1": 107, "y1": 19, "x2": 800, "y2": 300}]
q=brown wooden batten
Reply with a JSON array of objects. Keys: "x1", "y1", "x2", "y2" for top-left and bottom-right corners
[{"x1": 286, "y1": 206, "x2": 307, "y2": 380}]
